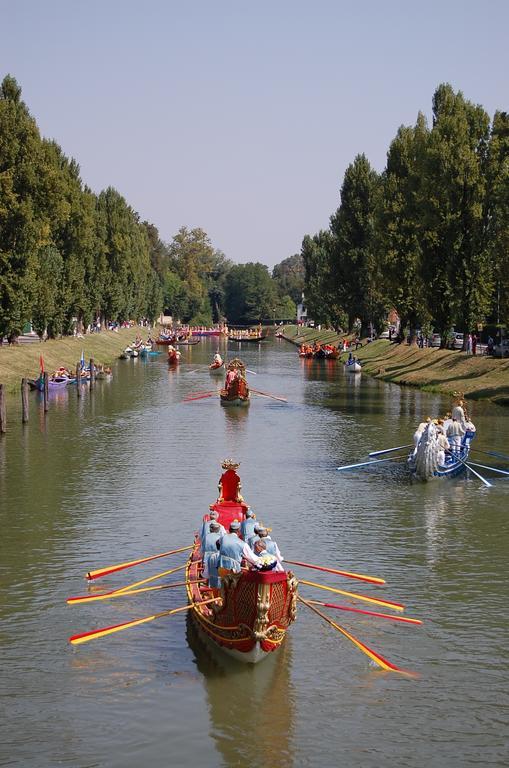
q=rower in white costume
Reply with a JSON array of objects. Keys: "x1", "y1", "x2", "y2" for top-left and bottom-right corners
[
  {"x1": 213, "y1": 352, "x2": 223, "y2": 365},
  {"x1": 240, "y1": 508, "x2": 256, "y2": 541},
  {"x1": 412, "y1": 420, "x2": 429, "y2": 457},
  {"x1": 446, "y1": 418, "x2": 465, "y2": 453},
  {"x1": 218, "y1": 521, "x2": 262, "y2": 573},
  {"x1": 436, "y1": 428, "x2": 450, "y2": 466}
]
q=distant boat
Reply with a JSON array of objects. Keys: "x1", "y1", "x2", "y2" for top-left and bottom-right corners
[{"x1": 345, "y1": 360, "x2": 362, "y2": 373}]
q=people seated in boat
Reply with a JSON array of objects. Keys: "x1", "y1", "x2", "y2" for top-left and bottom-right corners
[
  {"x1": 446, "y1": 417, "x2": 465, "y2": 453},
  {"x1": 256, "y1": 527, "x2": 283, "y2": 562},
  {"x1": 253, "y1": 540, "x2": 284, "y2": 572},
  {"x1": 218, "y1": 520, "x2": 261, "y2": 573},
  {"x1": 202, "y1": 521, "x2": 223, "y2": 577},
  {"x1": 200, "y1": 510, "x2": 226, "y2": 545},
  {"x1": 213, "y1": 352, "x2": 223, "y2": 365},
  {"x1": 240, "y1": 508, "x2": 256, "y2": 540},
  {"x1": 206, "y1": 540, "x2": 222, "y2": 594},
  {"x1": 247, "y1": 522, "x2": 263, "y2": 550},
  {"x1": 412, "y1": 419, "x2": 429, "y2": 456},
  {"x1": 436, "y1": 427, "x2": 450, "y2": 466}
]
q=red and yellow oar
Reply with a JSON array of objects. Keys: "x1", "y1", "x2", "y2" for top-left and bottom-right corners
[
  {"x1": 298, "y1": 597, "x2": 414, "y2": 675},
  {"x1": 299, "y1": 579, "x2": 404, "y2": 612},
  {"x1": 69, "y1": 598, "x2": 220, "y2": 645},
  {"x1": 285, "y1": 559, "x2": 385, "y2": 585},
  {"x1": 86, "y1": 545, "x2": 193, "y2": 581},
  {"x1": 307, "y1": 599, "x2": 422, "y2": 625},
  {"x1": 67, "y1": 579, "x2": 205, "y2": 605}
]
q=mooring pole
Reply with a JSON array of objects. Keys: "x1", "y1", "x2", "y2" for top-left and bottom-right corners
[{"x1": 21, "y1": 378, "x2": 29, "y2": 423}]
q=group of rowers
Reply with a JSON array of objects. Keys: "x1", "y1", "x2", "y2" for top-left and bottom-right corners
[
  {"x1": 198, "y1": 509, "x2": 284, "y2": 593},
  {"x1": 413, "y1": 397, "x2": 476, "y2": 464},
  {"x1": 229, "y1": 327, "x2": 263, "y2": 339},
  {"x1": 299, "y1": 342, "x2": 338, "y2": 356}
]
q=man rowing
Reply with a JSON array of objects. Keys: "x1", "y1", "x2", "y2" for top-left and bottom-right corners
[
  {"x1": 240, "y1": 508, "x2": 256, "y2": 540},
  {"x1": 218, "y1": 520, "x2": 261, "y2": 573}
]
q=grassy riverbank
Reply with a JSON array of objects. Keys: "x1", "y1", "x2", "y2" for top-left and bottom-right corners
[
  {"x1": 281, "y1": 325, "x2": 509, "y2": 405},
  {"x1": 0, "y1": 327, "x2": 144, "y2": 393}
]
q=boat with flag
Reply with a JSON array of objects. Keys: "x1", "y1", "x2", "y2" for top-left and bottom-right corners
[{"x1": 186, "y1": 460, "x2": 298, "y2": 663}]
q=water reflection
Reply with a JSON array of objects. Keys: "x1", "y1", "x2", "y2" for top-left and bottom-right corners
[{"x1": 187, "y1": 618, "x2": 295, "y2": 768}]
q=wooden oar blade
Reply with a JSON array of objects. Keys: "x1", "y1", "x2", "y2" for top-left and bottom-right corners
[
  {"x1": 300, "y1": 579, "x2": 405, "y2": 612},
  {"x1": 309, "y1": 600, "x2": 422, "y2": 625},
  {"x1": 299, "y1": 597, "x2": 415, "y2": 676},
  {"x1": 285, "y1": 559, "x2": 385, "y2": 585},
  {"x1": 70, "y1": 615, "x2": 156, "y2": 645},
  {"x1": 86, "y1": 545, "x2": 193, "y2": 581}
]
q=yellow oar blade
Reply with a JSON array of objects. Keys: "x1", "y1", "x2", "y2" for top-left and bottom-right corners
[
  {"x1": 67, "y1": 579, "x2": 204, "y2": 605},
  {"x1": 86, "y1": 545, "x2": 193, "y2": 580},
  {"x1": 69, "y1": 598, "x2": 219, "y2": 645},
  {"x1": 285, "y1": 559, "x2": 385, "y2": 585},
  {"x1": 300, "y1": 579, "x2": 404, "y2": 612},
  {"x1": 299, "y1": 597, "x2": 414, "y2": 675},
  {"x1": 113, "y1": 564, "x2": 187, "y2": 595}
]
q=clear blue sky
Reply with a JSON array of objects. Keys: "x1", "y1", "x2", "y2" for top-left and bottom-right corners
[{"x1": 2, "y1": 0, "x2": 508, "y2": 267}]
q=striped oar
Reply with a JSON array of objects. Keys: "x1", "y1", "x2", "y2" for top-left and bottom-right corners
[
  {"x1": 299, "y1": 579, "x2": 404, "y2": 612},
  {"x1": 86, "y1": 545, "x2": 193, "y2": 580},
  {"x1": 307, "y1": 599, "x2": 422, "y2": 625},
  {"x1": 285, "y1": 559, "x2": 385, "y2": 585},
  {"x1": 67, "y1": 579, "x2": 205, "y2": 605},
  {"x1": 298, "y1": 597, "x2": 414, "y2": 675},
  {"x1": 69, "y1": 598, "x2": 220, "y2": 645}
]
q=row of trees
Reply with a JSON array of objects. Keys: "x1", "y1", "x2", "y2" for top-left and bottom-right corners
[
  {"x1": 0, "y1": 75, "x2": 303, "y2": 337},
  {"x1": 301, "y1": 84, "x2": 509, "y2": 341}
]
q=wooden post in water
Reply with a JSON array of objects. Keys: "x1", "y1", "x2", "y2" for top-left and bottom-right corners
[
  {"x1": 43, "y1": 372, "x2": 49, "y2": 412},
  {"x1": 0, "y1": 384, "x2": 6, "y2": 434},
  {"x1": 21, "y1": 378, "x2": 29, "y2": 423},
  {"x1": 89, "y1": 358, "x2": 95, "y2": 389},
  {"x1": 76, "y1": 362, "x2": 82, "y2": 397}
]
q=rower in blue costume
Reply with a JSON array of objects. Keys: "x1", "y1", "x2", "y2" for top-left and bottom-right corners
[
  {"x1": 247, "y1": 522, "x2": 263, "y2": 550},
  {"x1": 207, "y1": 540, "x2": 222, "y2": 590},
  {"x1": 257, "y1": 527, "x2": 283, "y2": 562},
  {"x1": 202, "y1": 521, "x2": 222, "y2": 577},
  {"x1": 219, "y1": 521, "x2": 261, "y2": 573},
  {"x1": 200, "y1": 510, "x2": 225, "y2": 548},
  {"x1": 240, "y1": 508, "x2": 256, "y2": 541}
]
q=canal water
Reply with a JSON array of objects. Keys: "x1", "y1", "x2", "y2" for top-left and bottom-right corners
[{"x1": 1, "y1": 338, "x2": 508, "y2": 768}]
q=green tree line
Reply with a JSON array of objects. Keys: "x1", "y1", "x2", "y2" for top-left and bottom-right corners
[
  {"x1": 0, "y1": 75, "x2": 302, "y2": 338},
  {"x1": 301, "y1": 84, "x2": 509, "y2": 342}
]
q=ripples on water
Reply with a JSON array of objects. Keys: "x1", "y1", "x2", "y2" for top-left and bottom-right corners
[{"x1": 0, "y1": 339, "x2": 508, "y2": 767}]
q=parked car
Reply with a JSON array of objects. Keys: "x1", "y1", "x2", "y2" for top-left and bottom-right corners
[
  {"x1": 430, "y1": 333, "x2": 442, "y2": 348},
  {"x1": 493, "y1": 339, "x2": 509, "y2": 358},
  {"x1": 451, "y1": 332, "x2": 464, "y2": 350}
]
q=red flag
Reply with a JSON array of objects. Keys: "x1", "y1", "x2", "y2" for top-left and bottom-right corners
[{"x1": 39, "y1": 354, "x2": 44, "y2": 374}]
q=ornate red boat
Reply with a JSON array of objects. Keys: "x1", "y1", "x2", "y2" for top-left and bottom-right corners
[
  {"x1": 220, "y1": 359, "x2": 250, "y2": 407},
  {"x1": 168, "y1": 348, "x2": 181, "y2": 365},
  {"x1": 186, "y1": 460, "x2": 298, "y2": 663}
]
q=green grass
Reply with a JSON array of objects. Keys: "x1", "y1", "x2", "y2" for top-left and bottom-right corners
[
  {"x1": 0, "y1": 327, "x2": 146, "y2": 392},
  {"x1": 281, "y1": 326, "x2": 509, "y2": 406}
]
